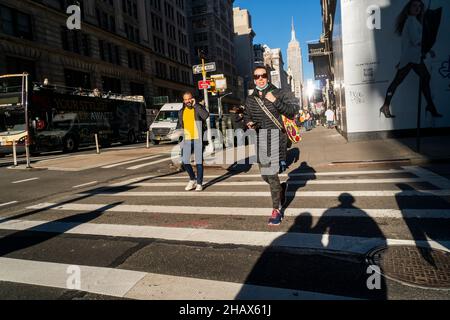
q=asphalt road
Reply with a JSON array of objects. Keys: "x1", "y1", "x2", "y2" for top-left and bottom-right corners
[{"x1": 0, "y1": 147, "x2": 449, "y2": 300}]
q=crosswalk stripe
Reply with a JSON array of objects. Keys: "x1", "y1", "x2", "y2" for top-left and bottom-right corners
[
  {"x1": 159, "y1": 169, "x2": 408, "y2": 179},
  {"x1": 0, "y1": 258, "x2": 356, "y2": 300},
  {"x1": 131, "y1": 178, "x2": 425, "y2": 187},
  {"x1": 1, "y1": 219, "x2": 449, "y2": 255},
  {"x1": 101, "y1": 155, "x2": 163, "y2": 169},
  {"x1": 404, "y1": 166, "x2": 450, "y2": 189},
  {"x1": 0, "y1": 201, "x2": 18, "y2": 208},
  {"x1": 26, "y1": 203, "x2": 450, "y2": 219},
  {"x1": 127, "y1": 157, "x2": 173, "y2": 170},
  {"x1": 79, "y1": 190, "x2": 450, "y2": 198},
  {"x1": 107, "y1": 169, "x2": 411, "y2": 186}
]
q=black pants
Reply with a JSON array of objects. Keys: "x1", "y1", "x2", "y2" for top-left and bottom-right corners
[
  {"x1": 259, "y1": 164, "x2": 282, "y2": 210},
  {"x1": 384, "y1": 62, "x2": 434, "y2": 107}
]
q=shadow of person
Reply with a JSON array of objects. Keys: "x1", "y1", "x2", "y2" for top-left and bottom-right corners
[
  {"x1": 395, "y1": 183, "x2": 450, "y2": 267},
  {"x1": 282, "y1": 162, "x2": 317, "y2": 214},
  {"x1": 236, "y1": 194, "x2": 389, "y2": 300},
  {"x1": 0, "y1": 202, "x2": 123, "y2": 257},
  {"x1": 286, "y1": 147, "x2": 300, "y2": 169},
  {"x1": 203, "y1": 157, "x2": 253, "y2": 189}
]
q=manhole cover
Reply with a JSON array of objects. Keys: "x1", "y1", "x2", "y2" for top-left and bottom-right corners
[{"x1": 367, "y1": 246, "x2": 450, "y2": 289}]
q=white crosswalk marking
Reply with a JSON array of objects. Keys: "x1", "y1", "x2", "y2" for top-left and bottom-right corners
[
  {"x1": 1, "y1": 218, "x2": 449, "y2": 254},
  {"x1": 0, "y1": 258, "x2": 356, "y2": 300},
  {"x1": 1, "y1": 166, "x2": 450, "y2": 299},
  {"x1": 101, "y1": 155, "x2": 163, "y2": 169},
  {"x1": 130, "y1": 178, "x2": 426, "y2": 187},
  {"x1": 79, "y1": 190, "x2": 450, "y2": 198},
  {"x1": 25, "y1": 203, "x2": 450, "y2": 219},
  {"x1": 126, "y1": 157, "x2": 173, "y2": 170}
]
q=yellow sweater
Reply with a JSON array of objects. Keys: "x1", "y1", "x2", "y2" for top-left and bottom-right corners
[{"x1": 183, "y1": 107, "x2": 199, "y2": 140}]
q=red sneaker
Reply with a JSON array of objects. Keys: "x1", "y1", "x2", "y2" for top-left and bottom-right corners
[{"x1": 268, "y1": 209, "x2": 283, "y2": 226}]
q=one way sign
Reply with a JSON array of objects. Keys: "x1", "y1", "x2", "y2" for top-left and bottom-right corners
[{"x1": 192, "y1": 62, "x2": 216, "y2": 75}]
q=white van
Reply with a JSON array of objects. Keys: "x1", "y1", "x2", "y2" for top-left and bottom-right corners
[{"x1": 149, "y1": 103, "x2": 184, "y2": 145}]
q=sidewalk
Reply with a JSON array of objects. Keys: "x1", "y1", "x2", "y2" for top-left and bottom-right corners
[{"x1": 296, "y1": 127, "x2": 450, "y2": 167}]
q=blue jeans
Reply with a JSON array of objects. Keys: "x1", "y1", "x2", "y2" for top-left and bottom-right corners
[{"x1": 182, "y1": 139, "x2": 204, "y2": 185}]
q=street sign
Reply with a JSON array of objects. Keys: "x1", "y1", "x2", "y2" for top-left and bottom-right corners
[
  {"x1": 198, "y1": 80, "x2": 211, "y2": 90},
  {"x1": 193, "y1": 62, "x2": 216, "y2": 75}
]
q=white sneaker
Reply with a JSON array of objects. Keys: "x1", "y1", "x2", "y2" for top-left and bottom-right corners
[
  {"x1": 195, "y1": 184, "x2": 203, "y2": 192},
  {"x1": 185, "y1": 180, "x2": 197, "y2": 191}
]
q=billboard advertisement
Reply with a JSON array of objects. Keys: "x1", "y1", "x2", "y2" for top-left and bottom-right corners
[{"x1": 338, "y1": 0, "x2": 449, "y2": 136}]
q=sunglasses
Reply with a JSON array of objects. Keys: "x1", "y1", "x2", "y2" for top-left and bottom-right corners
[{"x1": 253, "y1": 73, "x2": 268, "y2": 80}]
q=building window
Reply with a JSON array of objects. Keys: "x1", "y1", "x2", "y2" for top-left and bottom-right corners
[
  {"x1": 6, "y1": 56, "x2": 36, "y2": 81},
  {"x1": 64, "y1": 69, "x2": 91, "y2": 89},
  {"x1": 130, "y1": 82, "x2": 145, "y2": 96},
  {"x1": 102, "y1": 76, "x2": 122, "y2": 93},
  {"x1": 155, "y1": 61, "x2": 167, "y2": 79},
  {"x1": 0, "y1": 5, "x2": 33, "y2": 40},
  {"x1": 61, "y1": 28, "x2": 91, "y2": 57},
  {"x1": 98, "y1": 40, "x2": 121, "y2": 65},
  {"x1": 127, "y1": 50, "x2": 144, "y2": 71}
]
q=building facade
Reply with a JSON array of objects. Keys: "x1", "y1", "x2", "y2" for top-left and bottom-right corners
[
  {"x1": 0, "y1": 0, "x2": 194, "y2": 107},
  {"x1": 262, "y1": 45, "x2": 290, "y2": 91},
  {"x1": 188, "y1": 0, "x2": 242, "y2": 106},
  {"x1": 287, "y1": 19, "x2": 304, "y2": 105},
  {"x1": 146, "y1": 0, "x2": 194, "y2": 103},
  {"x1": 253, "y1": 44, "x2": 264, "y2": 66},
  {"x1": 233, "y1": 7, "x2": 255, "y2": 98},
  {"x1": 322, "y1": 0, "x2": 450, "y2": 141}
]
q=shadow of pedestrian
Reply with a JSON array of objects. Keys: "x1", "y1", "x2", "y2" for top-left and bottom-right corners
[
  {"x1": 282, "y1": 162, "x2": 317, "y2": 214},
  {"x1": 236, "y1": 192, "x2": 389, "y2": 300},
  {"x1": 395, "y1": 183, "x2": 450, "y2": 267},
  {"x1": 203, "y1": 158, "x2": 253, "y2": 189},
  {"x1": 0, "y1": 202, "x2": 123, "y2": 257},
  {"x1": 286, "y1": 147, "x2": 300, "y2": 169}
]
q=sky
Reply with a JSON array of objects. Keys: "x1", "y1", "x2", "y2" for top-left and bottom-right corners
[{"x1": 234, "y1": 0, "x2": 323, "y2": 82}]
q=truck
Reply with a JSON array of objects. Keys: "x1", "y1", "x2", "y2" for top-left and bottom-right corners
[{"x1": 0, "y1": 74, "x2": 147, "y2": 154}]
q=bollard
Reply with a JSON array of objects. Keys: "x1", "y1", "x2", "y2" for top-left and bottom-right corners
[
  {"x1": 95, "y1": 134, "x2": 100, "y2": 154},
  {"x1": 12, "y1": 140, "x2": 17, "y2": 167},
  {"x1": 25, "y1": 137, "x2": 31, "y2": 169},
  {"x1": 146, "y1": 131, "x2": 150, "y2": 149}
]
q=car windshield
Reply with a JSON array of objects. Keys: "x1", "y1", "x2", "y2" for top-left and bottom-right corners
[
  {"x1": 156, "y1": 111, "x2": 179, "y2": 122},
  {"x1": 0, "y1": 109, "x2": 26, "y2": 132}
]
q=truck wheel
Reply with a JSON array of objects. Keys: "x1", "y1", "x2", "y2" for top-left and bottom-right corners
[
  {"x1": 63, "y1": 135, "x2": 78, "y2": 153},
  {"x1": 152, "y1": 140, "x2": 160, "y2": 145},
  {"x1": 127, "y1": 131, "x2": 137, "y2": 144}
]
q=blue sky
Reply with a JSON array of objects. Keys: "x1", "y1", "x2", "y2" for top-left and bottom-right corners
[{"x1": 234, "y1": 0, "x2": 322, "y2": 81}]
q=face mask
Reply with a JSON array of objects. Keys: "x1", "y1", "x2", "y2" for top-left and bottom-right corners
[{"x1": 255, "y1": 83, "x2": 269, "y2": 91}]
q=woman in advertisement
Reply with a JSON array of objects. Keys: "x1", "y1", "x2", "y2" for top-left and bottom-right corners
[{"x1": 380, "y1": 0, "x2": 443, "y2": 119}]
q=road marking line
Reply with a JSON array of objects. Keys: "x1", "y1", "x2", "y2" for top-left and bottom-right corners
[
  {"x1": 0, "y1": 219, "x2": 448, "y2": 255},
  {"x1": 131, "y1": 178, "x2": 425, "y2": 187},
  {"x1": 0, "y1": 258, "x2": 146, "y2": 298},
  {"x1": 0, "y1": 258, "x2": 356, "y2": 300},
  {"x1": 127, "y1": 157, "x2": 173, "y2": 170},
  {"x1": 78, "y1": 190, "x2": 450, "y2": 198},
  {"x1": 11, "y1": 178, "x2": 39, "y2": 184},
  {"x1": 102, "y1": 155, "x2": 163, "y2": 169},
  {"x1": 403, "y1": 166, "x2": 450, "y2": 189},
  {"x1": 108, "y1": 169, "x2": 411, "y2": 186},
  {"x1": 0, "y1": 201, "x2": 18, "y2": 208},
  {"x1": 72, "y1": 181, "x2": 98, "y2": 189},
  {"x1": 27, "y1": 203, "x2": 450, "y2": 219}
]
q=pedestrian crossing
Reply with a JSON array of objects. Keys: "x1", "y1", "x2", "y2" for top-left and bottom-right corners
[{"x1": 0, "y1": 165, "x2": 449, "y2": 300}]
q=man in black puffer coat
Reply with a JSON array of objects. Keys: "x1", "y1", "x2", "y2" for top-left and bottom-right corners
[{"x1": 244, "y1": 66, "x2": 300, "y2": 226}]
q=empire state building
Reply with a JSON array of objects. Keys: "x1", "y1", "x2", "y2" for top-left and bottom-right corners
[{"x1": 287, "y1": 18, "x2": 304, "y2": 104}]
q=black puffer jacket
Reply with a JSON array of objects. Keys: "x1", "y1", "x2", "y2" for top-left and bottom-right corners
[{"x1": 243, "y1": 83, "x2": 299, "y2": 163}]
